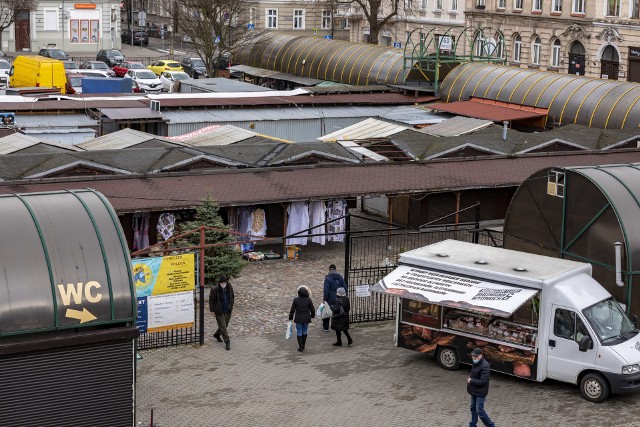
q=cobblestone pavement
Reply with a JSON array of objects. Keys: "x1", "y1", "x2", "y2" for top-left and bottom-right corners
[{"x1": 137, "y1": 240, "x2": 640, "y2": 427}]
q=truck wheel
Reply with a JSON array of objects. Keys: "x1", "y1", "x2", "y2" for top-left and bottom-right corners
[
  {"x1": 580, "y1": 373, "x2": 610, "y2": 403},
  {"x1": 436, "y1": 347, "x2": 459, "y2": 370}
]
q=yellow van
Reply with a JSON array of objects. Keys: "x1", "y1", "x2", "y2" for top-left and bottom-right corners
[{"x1": 9, "y1": 55, "x2": 67, "y2": 93}]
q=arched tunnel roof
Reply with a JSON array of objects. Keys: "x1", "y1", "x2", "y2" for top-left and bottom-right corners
[
  {"x1": 234, "y1": 33, "x2": 413, "y2": 86},
  {"x1": 439, "y1": 63, "x2": 640, "y2": 129}
]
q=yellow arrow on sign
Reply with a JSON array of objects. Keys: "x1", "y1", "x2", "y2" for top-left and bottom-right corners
[{"x1": 65, "y1": 308, "x2": 97, "y2": 323}]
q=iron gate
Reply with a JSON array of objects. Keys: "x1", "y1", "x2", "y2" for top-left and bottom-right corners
[{"x1": 345, "y1": 225, "x2": 503, "y2": 323}]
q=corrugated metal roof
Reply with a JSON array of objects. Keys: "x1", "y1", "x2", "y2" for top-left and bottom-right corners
[
  {"x1": 162, "y1": 106, "x2": 404, "y2": 124},
  {"x1": 77, "y1": 128, "x2": 183, "y2": 150},
  {"x1": 420, "y1": 116, "x2": 494, "y2": 137},
  {"x1": 15, "y1": 114, "x2": 98, "y2": 127},
  {"x1": 429, "y1": 99, "x2": 548, "y2": 121},
  {"x1": 229, "y1": 64, "x2": 324, "y2": 86},
  {"x1": 2, "y1": 151, "x2": 640, "y2": 212},
  {"x1": 100, "y1": 107, "x2": 165, "y2": 120},
  {"x1": 179, "y1": 77, "x2": 274, "y2": 93},
  {"x1": 0, "y1": 133, "x2": 84, "y2": 154},
  {"x1": 181, "y1": 125, "x2": 262, "y2": 146},
  {"x1": 381, "y1": 105, "x2": 448, "y2": 125},
  {"x1": 319, "y1": 118, "x2": 409, "y2": 142}
]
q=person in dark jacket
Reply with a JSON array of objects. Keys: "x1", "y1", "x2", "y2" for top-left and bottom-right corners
[
  {"x1": 209, "y1": 274, "x2": 235, "y2": 350},
  {"x1": 467, "y1": 347, "x2": 495, "y2": 427},
  {"x1": 289, "y1": 285, "x2": 315, "y2": 352},
  {"x1": 330, "y1": 287, "x2": 353, "y2": 346},
  {"x1": 322, "y1": 264, "x2": 346, "y2": 331}
]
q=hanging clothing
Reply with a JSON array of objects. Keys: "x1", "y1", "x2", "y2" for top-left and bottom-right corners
[
  {"x1": 248, "y1": 208, "x2": 267, "y2": 241},
  {"x1": 309, "y1": 201, "x2": 327, "y2": 245},
  {"x1": 286, "y1": 202, "x2": 310, "y2": 246},
  {"x1": 132, "y1": 212, "x2": 150, "y2": 250},
  {"x1": 157, "y1": 212, "x2": 175, "y2": 241},
  {"x1": 327, "y1": 200, "x2": 348, "y2": 243}
]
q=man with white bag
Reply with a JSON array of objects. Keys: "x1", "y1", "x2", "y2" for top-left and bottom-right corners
[{"x1": 322, "y1": 264, "x2": 346, "y2": 332}]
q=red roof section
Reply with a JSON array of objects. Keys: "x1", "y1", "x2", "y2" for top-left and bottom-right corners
[
  {"x1": 428, "y1": 98, "x2": 548, "y2": 121},
  {"x1": 1, "y1": 151, "x2": 639, "y2": 213}
]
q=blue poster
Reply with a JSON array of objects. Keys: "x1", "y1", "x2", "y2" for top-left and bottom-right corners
[{"x1": 136, "y1": 296, "x2": 148, "y2": 333}]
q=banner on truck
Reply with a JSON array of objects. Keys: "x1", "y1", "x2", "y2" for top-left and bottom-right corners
[{"x1": 371, "y1": 265, "x2": 537, "y2": 317}]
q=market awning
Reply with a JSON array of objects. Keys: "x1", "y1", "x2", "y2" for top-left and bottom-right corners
[
  {"x1": 100, "y1": 107, "x2": 165, "y2": 121},
  {"x1": 371, "y1": 265, "x2": 538, "y2": 317},
  {"x1": 229, "y1": 64, "x2": 324, "y2": 86},
  {"x1": 428, "y1": 98, "x2": 548, "y2": 122}
]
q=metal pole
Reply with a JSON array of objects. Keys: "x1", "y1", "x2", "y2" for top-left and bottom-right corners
[
  {"x1": 131, "y1": 0, "x2": 134, "y2": 45},
  {"x1": 199, "y1": 226, "x2": 205, "y2": 345},
  {"x1": 473, "y1": 201, "x2": 480, "y2": 244},
  {"x1": 344, "y1": 213, "x2": 351, "y2": 286}
]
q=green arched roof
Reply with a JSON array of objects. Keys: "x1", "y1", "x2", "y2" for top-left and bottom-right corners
[
  {"x1": 439, "y1": 63, "x2": 640, "y2": 129},
  {"x1": 234, "y1": 33, "x2": 411, "y2": 86}
]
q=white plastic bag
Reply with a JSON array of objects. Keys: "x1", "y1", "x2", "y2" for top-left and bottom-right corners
[
  {"x1": 321, "y1": 303, "x2": 333, "y2": 319},
  {"x1": 316, "y1": 303, "x2": 324, "y2": 318},
  {"x1": 285, "y1": 320, "x2": 293, "y2": 340}
]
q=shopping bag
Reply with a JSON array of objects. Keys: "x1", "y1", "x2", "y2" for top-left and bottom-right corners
[
  {"x1": 285, "y1": 321, "x2": 293, "y2": 340},
  {"x1": 321, "y1": 303, "x2": 333, "y2": 319},
  {"x1": 316, "y1": 303, "x2": 325, "y2": 318}
]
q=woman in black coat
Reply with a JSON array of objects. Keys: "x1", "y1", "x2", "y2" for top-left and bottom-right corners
[
  {"x1": 289, "y1": 286, "x2": 315, "y2": 352},
  {"x1": 330, "y1": 287, "x2": 353, "y2": 346}
]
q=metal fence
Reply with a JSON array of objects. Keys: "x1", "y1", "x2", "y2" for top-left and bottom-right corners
[{"x1": 346, "y1": 224, "x2": 504, "y2": 324}]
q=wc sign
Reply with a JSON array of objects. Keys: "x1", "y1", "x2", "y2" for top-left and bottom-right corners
[{"x1": 57, "y1": 281, "x2": 104, "y2": 324}]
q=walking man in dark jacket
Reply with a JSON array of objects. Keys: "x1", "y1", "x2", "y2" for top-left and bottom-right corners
[
  {"x1": 209, "y1": 274, "x2": 234, "y2": 350},
  {"x1": 467, "y1": 347, "x2": 495, "y2": 427},
  {"x1": 322, "y1": 264, "x2": 346, "y2": 332}
]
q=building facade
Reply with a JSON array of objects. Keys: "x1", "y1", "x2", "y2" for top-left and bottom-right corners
[
  {"x1": 465, "y1": 0, "x2": 640, "y2": 82},
  {"x1": 4, "y1": 0, "x2": 121, "y2": 54}
]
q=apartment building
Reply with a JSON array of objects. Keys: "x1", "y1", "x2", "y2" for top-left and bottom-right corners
[{"x1": 466, "y1": 0, "x2": 640, "y2": 82}]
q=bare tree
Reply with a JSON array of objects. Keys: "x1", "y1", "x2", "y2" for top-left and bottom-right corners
[
  {"x1": 175, "y1": 0, "x2": 260, "y2": 77},
  {"x1": 345, "y1": 0, "x2": 418, "y2": 45},
  {"x1": 0, "y1": 0, "x2": 36, "y2": 49}
]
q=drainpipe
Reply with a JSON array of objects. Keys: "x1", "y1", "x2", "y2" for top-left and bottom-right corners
[
  {"x1": 502, "y1": 121, "x2": 509, "y2": 141},
  {"x1": 615, "y1": 241, "x2": 624, "y2": 287}
]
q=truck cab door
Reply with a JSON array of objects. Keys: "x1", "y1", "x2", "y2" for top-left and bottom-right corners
[{"x1": 547, "y1": 306, "x2": 597, "y2": 383}]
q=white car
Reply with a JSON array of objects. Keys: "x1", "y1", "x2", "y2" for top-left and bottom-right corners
[
  {"x1": 78, "y1": 69, "x2": 112, "y2": 78},
  {"x1": 0, "y1": 58, "x2": 10, "y2": 88},
  {"x1": 124, "y1": 69, "x2": 163, "y2": 93},
  {"x1": 160, "y1": 71, "x2": 190, "y2": 92}
]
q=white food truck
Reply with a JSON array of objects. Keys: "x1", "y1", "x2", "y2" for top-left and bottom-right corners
[{"x1": 371, "y1": 240, "x2": 640, "y2": 402}]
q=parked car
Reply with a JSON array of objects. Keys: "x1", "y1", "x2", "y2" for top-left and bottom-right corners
[
  {"x1": 0, "y1": 58, "x2": 10, "y2": 89},
  {"x1": 38, "y1": 47, "x2": 69, "y2": 60},
  {"x1": 124, "y1": 69, "x2": 162, "y2": 93},
  {"x1": 180, "y1": 57, "x2": 208, "y2": 78},
  {"x1": 148, "y1": 60, "x2": 183, "y2": 76},
  {"x1": 77, "y1": 70, "x2": 110, "y2": 79},
  {"x1": 113, "y1": 61, "x2": 146, "y2": 78},
  {"x1": 160, "y1": 71, "x2": 190, "y2": 92},
  {"x1": 65, "y1": 72, "x2": 86, "y2": 94},
  {"x1": 121, "y1": 29, "x2": 149, "y2": 46},
  {"x1": 80, "y1": 61, "x2": 115, "y2": 77},
  {"x1": 97, "y1": 49, "x2": 125, "y2": 67},
  {"x1": 61, "y1": 60, "x2": 79, "y2": 71}
]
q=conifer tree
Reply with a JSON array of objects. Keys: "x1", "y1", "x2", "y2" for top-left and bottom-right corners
[{"x1": 179, "y1": 196, "x2": 247, "y2": 285}]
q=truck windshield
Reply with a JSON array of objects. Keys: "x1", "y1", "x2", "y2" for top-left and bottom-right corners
[{"x1": 583, "y1": 298, "x2": 637, "y2": 345}]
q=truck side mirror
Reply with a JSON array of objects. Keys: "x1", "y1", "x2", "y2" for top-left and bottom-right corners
[{"x1": 578, "y1": 335, "x2": 593, "y2": 352}]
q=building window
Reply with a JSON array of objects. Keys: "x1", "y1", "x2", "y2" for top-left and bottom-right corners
[
  {"x1": 70, "y1": 19, "x2": 99, "y2": 43},
  {"x1": 476, "y1": 0, "x2": 485, "y2": 7},
  {"x1": 548, "y1": 170, "x2": 565, "y2": 197},
  {"x1": 322, "y1": 10, "x2": 332, "y2": 29},
  {"x1": 266, "y1": 9, "x2": 277, "y2": 28},
  {"x1": 633, "y1": 0, "x2": 640, "y2": 17},
  {"x1": 451, "y1": 0, "x2": 458, "y2": 10},
  {"x1": 435, "y1": 0, "x2": 442, "y2": 9},
  {"x1": 513, "y1": 34, "x2": 522, "y2": 62},
  {"x1": 606, "y1": 0, "x2": 620, "y2": 16},
  {"x1": 572, "y1": 0, "x2": 585, "y2": 13},
  {"x1": 551, "y1": 39, "x2": 561, "y2": 67},
  {"x1": 497, "y1": 0, "x2": 506, "y2": 8},
  {"x1": 44, "y1": 9, "x2": 57, "y2": 31},
  {"x1": 293, "y1": 10, "x2": 304, "y2": 29},
  {"x1": 422, "y1": 0, "x2": 427, "y2": 9},
  {"x1": 514, "y1": 0, "x2": 523, "y2": 9},
  {"x1": 474, "y1": 33, "x2": 485, "y2": 57},
  {"x1": 533, "y1": 0, "x2": 542, "y2": 11},
  {"x1": 552, "y1": 0, "x2": 562, "y2": 12},
  {"x1": 341, "y1": 19, "x2": 350, "y2": 29},
  {"x1": 532, "y1": 37, "x2": 541, "y2": 65}
]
